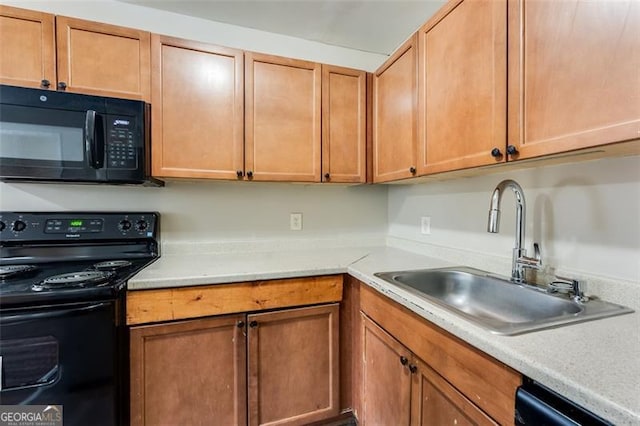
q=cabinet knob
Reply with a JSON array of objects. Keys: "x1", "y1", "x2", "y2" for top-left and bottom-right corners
[
  {"x1": 490, "y1": 147, "x2": 502, "y2": 158},
  {"x1": 249, "y1": 320, "x2": 258, "y2": 328},
  {"x1": 236, "y1": 170, "x2": 244, "y2": 178},
  {"x1": 409, "y1": 364, "x2": 418, "y2": 374},
  {"x1": 400, "y1": 356, "x2": 408, "y2": 366},
  {"x1": 57, "y1": 82, "x2": 67, "y2": 91},
  {"x1": 237, "y1": 320, "x2": 245, "y2": 328},
  {"x1": 506, "y1": 145, "x2": 519, "y2": 156},
  {"x1": 409, "y1": 167, "x2": 417, "y2": 175},
  {"x1": 40, "y1": 79, "x2": 51, "y2": 88},
  {"x1": 324, "y1": 173, "x2": 330, "y2": 180},
  {"x1": 247, "y1": 171, "x2": 254, "y2": 179}
]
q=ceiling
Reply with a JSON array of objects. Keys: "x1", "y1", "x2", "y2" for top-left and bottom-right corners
[{"x1": 119, "y1": 0, "x2": 446, "y2": 55}]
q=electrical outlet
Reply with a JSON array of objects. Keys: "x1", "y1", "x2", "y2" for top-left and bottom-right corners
[
  {"x1": 421, "y1": 216, "x2": 431, "y2": 235},
  {"x1": 290, "y1": 213, "x2": 303, "y2": 231}
]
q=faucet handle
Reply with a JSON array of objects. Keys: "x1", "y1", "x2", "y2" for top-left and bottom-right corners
[
  {"x1": 553, "y1": 276, "x2": 589, "y2": 303},
  {"x1": 516, "y1": 242, "x2": 542, "y2": 270}
]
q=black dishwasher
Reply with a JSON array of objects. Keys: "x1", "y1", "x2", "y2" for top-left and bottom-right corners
[{"x1": 515, "y1": 378, "x2": 613, "y2": 426}]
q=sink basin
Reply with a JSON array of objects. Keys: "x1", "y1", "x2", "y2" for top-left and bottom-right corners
[{"x1": 374, "y1": 267, "x2": 633, "y2": 335}]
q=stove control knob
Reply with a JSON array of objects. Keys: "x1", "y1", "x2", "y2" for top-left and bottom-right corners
[
  {"x1": 135, "y1": 220, "x2": 148, "y2": 231},
  {"x1": 12, "y1": 220, "x2": 26, "y2": 232},
  {"x1": 118, "y1": 219, "x2": 132, "y2": 231},
  {"x1": 0, "y1": 221, "x2": 5, "y2": 232}
]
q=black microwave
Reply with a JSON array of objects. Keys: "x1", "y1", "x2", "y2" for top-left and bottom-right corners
[{"x1": 0, "y1": 85, "x2": 161, "y2": 186}]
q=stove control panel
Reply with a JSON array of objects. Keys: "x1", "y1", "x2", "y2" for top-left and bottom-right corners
[{"x1": 0, "y1": 212, "x2": 159, "y2": 241}]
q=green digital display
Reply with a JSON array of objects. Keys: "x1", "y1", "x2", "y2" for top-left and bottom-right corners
[{"x1": 70, "y1": 220, "x2": 83, "y2": 227}]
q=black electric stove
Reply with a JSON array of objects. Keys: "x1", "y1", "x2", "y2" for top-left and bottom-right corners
[
  {"x1": 0, "y1": 212, "x2": 159, "y2": 308},
  {"x1": 0, "y1": 211, "x2": 159, "y2": 426}
]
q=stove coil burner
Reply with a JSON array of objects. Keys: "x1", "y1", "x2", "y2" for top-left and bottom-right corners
[
  {"x1": 0, "y1": 265, "x2": 37, "y2": 280},
  {"x1": 32, "y1": 271, "x2": 113, "y2": 291},
  {"x1": 93, "y1": 260, "x2": 132, "y2": 270}
]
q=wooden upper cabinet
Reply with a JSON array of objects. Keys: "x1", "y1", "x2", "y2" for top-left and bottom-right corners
[
  {"x1": 322, "y1": 65, "x2": 367, "y2": 183},
  {"x1": 508, "y1": 0, "x2": 640, "y2": 160},
  {"x1": 56, "y1": 16, "x2": 150, "y2": 101},
  {"x1": 248, "y1": 304, "x2": 339, "y2": 426},
  {"x1": 150, "y1": 35, "x2": 244, "y2": 179},
  {"x1": 130, "y1": 314, "x2": 247, "y2": 426},
  {"x1": 418, "y1": 0, "x2": 507, "y2": 175},
  {"x1": 372, "y1": 34, "x2": 418, "y2": 183},
  {"x1": 0, "y1": 5, "x2": 55, "y2": 88},
  {"x1": 245, "y1": 53, "x2": 321, "y2": 182}
]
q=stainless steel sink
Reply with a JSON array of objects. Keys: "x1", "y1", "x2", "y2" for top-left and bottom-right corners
[{"x1": 374, "y1": 267, "x2": 633, "y2": 335}]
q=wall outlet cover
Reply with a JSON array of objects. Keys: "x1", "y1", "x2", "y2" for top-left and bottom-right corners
[
  {"x1": 421, "y1": 216, "x2": 431, "y2": 235},
  {"x1": 290, "y1": 213, "x2": 303, "y2": 231}
]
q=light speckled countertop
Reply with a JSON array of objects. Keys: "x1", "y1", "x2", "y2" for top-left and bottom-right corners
[{"x1": 128, "y1": 245, "x2": 639, "y2": 425}]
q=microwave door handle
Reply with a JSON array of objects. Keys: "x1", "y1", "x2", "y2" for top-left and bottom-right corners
[{"x1": 84, "y1": 110, "x2": 99, "y2": 169}]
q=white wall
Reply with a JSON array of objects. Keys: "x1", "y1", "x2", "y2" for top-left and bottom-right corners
[
  {"x1": 0, "y1": 0, "x2": 386, "y2": 71},
  {"x1": 0, "y1": 181, "x2": 388, "y2": 244},
  {"x1": 388, "y1": 155, "x2": 640, "y2": 283}
]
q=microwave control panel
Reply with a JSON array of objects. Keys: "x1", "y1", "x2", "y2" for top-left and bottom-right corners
[{"x1": 106, "y1": 117, "x2": 138, "y2": 169}]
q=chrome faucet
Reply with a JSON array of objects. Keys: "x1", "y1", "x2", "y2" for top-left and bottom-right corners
[{"x1": 487, "y1": 179, "x2": 541, "y2": 283}]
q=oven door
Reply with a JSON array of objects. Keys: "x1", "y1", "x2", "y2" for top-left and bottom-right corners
[{"x1": 0, "y1": 300, "x2": 123, "y2": 426}]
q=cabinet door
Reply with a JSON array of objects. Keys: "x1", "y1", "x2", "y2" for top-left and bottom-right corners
[
  {"x1": 418, "y1": 0, "x2": 507, "y2": 175},
  {"x1": 322, "y1": 65, "x2": 367, "y2": 183},
  {"x1": 372, "y1": 34, "x2": 418, "y2": 183},
  {"x1": 508, "y1": 0, "x2": 640, "y2": 160},
  {"x1": 130, "y1": 315, "x2": 247, "y2": 426},
  {"x1": 0, "y1": 5, "x2": 55, "y2": 88},
  {"x1": 56, "y1": 16, "x2": 151, "y2": 101},
  {"x1": 151, "y1": 35, "x2": 244, "y2": 179},
  {"x1": 245, "y1": 53, "x2": 321, "y2": 182},
  {"x1": 248, "y1": 304, "x2": 339, "y2": 426},
  {"x1": 410, "y1": 357, "x2": 497, "y2": 426},
  {"x1": 360, "y1": 313, "x2": 412, "y2": 426}
]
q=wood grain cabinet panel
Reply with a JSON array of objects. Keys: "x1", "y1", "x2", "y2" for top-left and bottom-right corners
[
  {"x1": 248, "y1": 304, "x2": 339, "y2": 426},
  {"x1": 410, "y1": 357, "x2": 497, "y2": 426},
  {"x1": 130, "y1": 315, "x2": 247, "y2": 426},
  {"x1": 372, "y1": 34, "x2": 418, "y2": 183},
  {"x1": 0, "y1": 5, "x2": 55, "y2": 88},
  {"x1": 322, "y1": 65, "x2": 367, "y2": 183},
  {"x1": 508, "y1": 0, "x2": 640, "y2": 159},
  {"x1": 245, "y1": 53, "x2": 321, "y2": 182},
  {"x1": 151, "y1": 35, "x2": 244, "y2": 179},
  {"x1": 55, "y1": 16, "x2": 150, "y2": 101},
  {"x1": 418, "y1": 0, "x2": 507, "y2": 175},
  {"x1": 360, "y1": 313, "x2": 412, "y2": 426}
]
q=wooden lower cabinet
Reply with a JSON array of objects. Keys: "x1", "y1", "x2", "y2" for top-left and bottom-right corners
[
  {"x1": 129, "y1": 314, "x2": 247, "y2": 426},
  {"x1": 130, "y1": 303, "x2": 339, "y2": 426},
  {"x1": 358, "y1": 283, "x2": 521, "y2": 425},
  {"x1": 361, "y1": 314, "x2": 496, "y2": 426},
  {"x1": 248, "y1": 304, "x2": 340, "y2": 426}
]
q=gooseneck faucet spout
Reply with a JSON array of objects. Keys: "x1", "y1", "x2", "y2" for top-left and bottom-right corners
[{"x1": 487, "y1": 179, "x2": 541, "y2": 283}]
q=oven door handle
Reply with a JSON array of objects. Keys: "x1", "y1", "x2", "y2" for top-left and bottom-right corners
[
  {"x1": 0, "y1": 302, "x2": 110, "y2": 325},
  {"x1": 84, "y1": 110, "x2": 102, "y2": 169}
]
